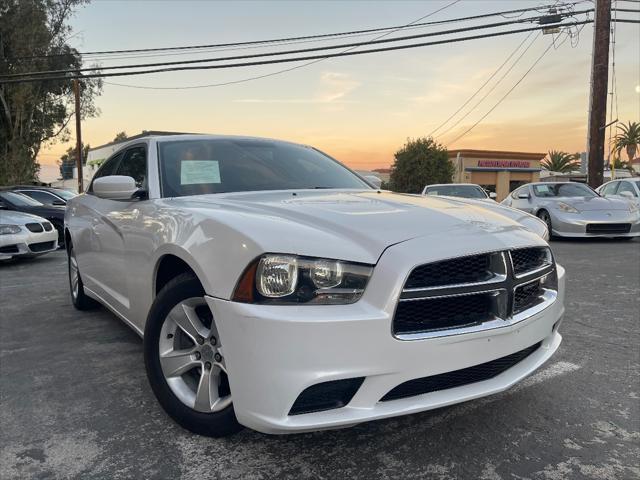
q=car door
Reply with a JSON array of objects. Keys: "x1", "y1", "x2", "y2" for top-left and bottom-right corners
[{"x1": 81, "y1": 145, "x2": 148, "y2": 315}]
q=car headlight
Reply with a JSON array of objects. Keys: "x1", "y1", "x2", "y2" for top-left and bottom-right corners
[
  {"x1": 629, "y1": 202, "x2": 639, "y2": 213},
  {"x1": 556, "y1": 202, "x2": 579, "y2": 213},
  {"x1": 0, "y1": 225, "x2": 22, "y2": 235},
  {"x1": 233, "y1": 254, "x2": 373, "y2": 305}
]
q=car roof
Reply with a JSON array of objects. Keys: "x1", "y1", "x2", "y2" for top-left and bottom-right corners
[
  {"x1": 147, "y1": 134, "x2": 307, "y2": 148},
  {"x1": 425, "y1": 183, "x2": 483, "y2": 188}
]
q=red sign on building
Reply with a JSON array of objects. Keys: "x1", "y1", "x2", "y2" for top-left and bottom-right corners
[{"x1": 477, "y1": 160, "x2": 531, "y2": 168}]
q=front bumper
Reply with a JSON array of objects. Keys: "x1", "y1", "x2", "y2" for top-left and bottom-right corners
[
  {"x1": 550, "y1": 209, "x2": 640, "y2": 237},
  {"x1": 206, "y1": 237, "x2": 566, "y2": 434},
  {"x1": 0, "y1": 230, "x2": 59, "y2": 260}
]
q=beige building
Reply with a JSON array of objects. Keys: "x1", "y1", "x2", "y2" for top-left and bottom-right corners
[{"x1": 448, "y1": 149, "x2": 546, "y2": 201}]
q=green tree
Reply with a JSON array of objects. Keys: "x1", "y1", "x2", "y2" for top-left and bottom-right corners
[
  {"x1": 58, "y1": 143, "x2": 89, "y2": 180},
  {"x1": 613, "y1": 121, "x2": 640, "y2": 163},
  {"x1": 389, "y1": 137, "x2": 453, "y2": 193},
  {"x1": 0, "y1": 0, "x2": 102, "y2": 185},
  {"x1": 541, "y1": 150, "x2": 579, "y2": 173},
  {"x1": 113, "y1": 131, "x2": 128, "y2": 142}
]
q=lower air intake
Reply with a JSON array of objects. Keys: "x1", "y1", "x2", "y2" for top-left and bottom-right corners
[
  {"x1": 380, "y1": 342, "x2": 541, "y2": 402},
  {"x1": 289, "y1": 377, "x2": 364, "y2": 415}
]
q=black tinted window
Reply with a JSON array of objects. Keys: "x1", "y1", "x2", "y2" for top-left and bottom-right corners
[
  {"x1": 116, "y1": 146, "x2": 147, "y2": 188},
  {"x1": 19, "y1": 190, "x2": 59, "y2": 204},
  {"x1": 158, "y1": 139, "x2": 369, "y2": 197}
]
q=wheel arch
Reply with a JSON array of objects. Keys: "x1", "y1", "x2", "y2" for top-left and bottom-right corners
[{"x1": 152, "y1": 246, "x2": 212, "y2": 298}]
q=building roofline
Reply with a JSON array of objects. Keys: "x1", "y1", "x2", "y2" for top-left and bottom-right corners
[{"x1": 448, "y1": 149, "x2": 546, "y2": 161}]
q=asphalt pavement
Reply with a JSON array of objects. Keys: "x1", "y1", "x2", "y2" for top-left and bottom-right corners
[{"x1": 1, "y1": 239, "x2": 639, "y2": 480}]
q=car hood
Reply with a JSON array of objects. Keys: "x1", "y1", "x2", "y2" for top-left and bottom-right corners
[
  {"x1": 553, "y1": 196, "x2": 630, "y2": 211},
  {"x1": 169, "y1": 189, "x2": 546, "y2": 264},
  {"x1": 0, "y1": 210, "x2": 49, "y2": 225}
]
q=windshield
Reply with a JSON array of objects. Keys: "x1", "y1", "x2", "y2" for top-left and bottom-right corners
[
  {"x1": 0, "y1": 191, "x2": 44, "y2": 206},
  {"x1": 425, "y1": 185, "x2": 487, "y2": 199},
  {"x1": 158, "y1": 139, "x2": 370, "y2": 197},
  {"x1": 532, "y1": 183, "x2": 597, "y2": 198},
  {"x1": 53, "y1": 189, "x2": 77, "y2": 200}
]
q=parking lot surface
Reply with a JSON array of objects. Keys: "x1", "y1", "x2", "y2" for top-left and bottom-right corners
[{"x1": 1, "y1": 239, "x2": 639, "y2": 480}]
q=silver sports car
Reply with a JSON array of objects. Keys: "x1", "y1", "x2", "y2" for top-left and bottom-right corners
[{"x1": 501, "y1": 182, "x2": 640, "y2": 239}]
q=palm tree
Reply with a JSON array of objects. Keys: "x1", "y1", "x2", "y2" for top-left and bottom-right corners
[
  {"x1": 613, "y1": 121, "x2": 640, "y2": 163},
  {"x1": 541, "y1": 150, "x2": 579, "y2": 173}
]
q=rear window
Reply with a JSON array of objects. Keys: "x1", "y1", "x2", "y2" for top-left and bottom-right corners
[
  {"x1": 157, "y1": 139, "x2": 369, "y2": 197},
  {"x1": 425, "y1": 185, "x2": 487, "y2": 199}
]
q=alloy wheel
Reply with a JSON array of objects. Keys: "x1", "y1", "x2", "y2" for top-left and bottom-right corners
[
  {"x1": 69, "y1": 249, "x2": 79, "y2": 300},
  {"x1": 158, "y1": 297, "x2": 232, "y2": 413}
]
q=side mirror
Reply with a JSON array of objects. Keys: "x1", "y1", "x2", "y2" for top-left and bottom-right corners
[
  {"x1": 489, "y1": 192, "x2": 497, "y2": 199},
  {"x1": 619, "y1": 191, "x2": 634, "y2": 200},
  {"x1": 93, "y1": 175, "x2": 138, "y2": 200},
  {"x1": 518, "y1": 193, "x2": 530, "y2": 199},
  {"x1": 364, "y1": 175, "x2": 382, "y2": 189},
  {"x1": 52, "y1": 199, "x2": 66, "y2": 206}
]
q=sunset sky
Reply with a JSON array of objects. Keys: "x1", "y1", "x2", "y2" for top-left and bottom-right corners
[{"x1": 37, "y1": 0, "x2": 640, "y2": 182}]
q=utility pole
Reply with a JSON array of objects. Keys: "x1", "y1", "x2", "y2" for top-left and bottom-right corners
[
  {"x1": 72, "y1": 78, "x2": 84, "y2": 193},
  {"x1": 586, "y1": 0, "x2": 611, "y2": 188}
]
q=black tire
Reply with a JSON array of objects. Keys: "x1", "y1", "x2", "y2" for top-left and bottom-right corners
[
  {"x1": 537, "y1": 210, "x2": 554, "y2": 239},
  {"x1": 144, "y1": 273, "x2": 242, "y2": 437},
  {"x1": 51, "y1": 219, "x2": 65, "y2": 248},
  {"x1": 67, "y1": 243, "x2": 99, "y2": 310}
]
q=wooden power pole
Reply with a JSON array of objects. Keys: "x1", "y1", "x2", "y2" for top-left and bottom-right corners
[
  {"x1": 586, "y1": 0, "x2": 611, "y2": 188},
  {"x1": 73, "y1": 78, "x2": 84, "y2": 193}
]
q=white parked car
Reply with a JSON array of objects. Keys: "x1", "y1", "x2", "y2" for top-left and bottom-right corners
[
  {"x1": 65, "y1": 135, "x2": 565, "y2": 437},
  {"x1": 422, "y1": 183, "x2": 497, "y2": 202},
  {"x1": 0, "y1": 210, "x2": 58, "y2": 260},
  {"x1": 597, "y1": 178, "x2": 640, "y2": 208}
]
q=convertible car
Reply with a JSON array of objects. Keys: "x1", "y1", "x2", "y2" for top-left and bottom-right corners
[{"x1": 65, "y1": 135, "x2": 565, "y2": 436}]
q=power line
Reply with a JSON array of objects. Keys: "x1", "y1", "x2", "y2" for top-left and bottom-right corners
[
  {"x1": 9, "y1": 1, "x2": 591, "y2": 61},
  {"x1": 4, "y1": 12, "x2": 587, "y2": 80},
  {"x1": 0, "y1": 21, "x2": 593, "y2": 85},
  {"x1": 436, "y1": 31, "x2": 542, "y2": 141},
  {"x1": 445, "y1": 31, "x2": 575, "y2": 147},
  {"x1": 428, "y1": 30, "x2": 536, "y2": 137}
]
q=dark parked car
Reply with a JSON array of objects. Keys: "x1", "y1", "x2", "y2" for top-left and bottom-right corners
[
  {"x1": 0, "y1": 190, "x2": 65, "y2": 247},
  {"x1": 11, "y1": 185, "x2": 77, "y2": 206}
]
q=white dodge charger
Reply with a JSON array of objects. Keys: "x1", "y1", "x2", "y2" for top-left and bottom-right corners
[{"x1": 65, "y1": 135, "x2": 565, "y2": 436}]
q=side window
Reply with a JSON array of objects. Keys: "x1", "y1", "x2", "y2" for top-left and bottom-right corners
[
  {"x1": 18, "y1": 190, "x2": 58, "y2": 204},
  {"x1": 115, "y1": 146, "x2": 147, "y2": 188},
  {"x1": 617, "y1": 182, "x2": 637, "y2": 197},
  {"x1": 511, "y1": 187, "x2": 522, "y2": 199},
  {"x1": 89, "y1": 153, "x2": 123, "y2": 193},
  {"x1": 600, "y1": 182, "x2": 618, "y2": 196}
]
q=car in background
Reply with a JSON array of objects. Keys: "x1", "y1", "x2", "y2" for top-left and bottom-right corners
[
  {"x1": 501, "y1": 182, "x2": 640, "y2": 239},
  {"x1": 422, "y1": 183, "x2": 497, "y2": 202},
  {"x1": 11, "y1": 185, "x2": 77, "y2": 206},
  {"x1": 596, "y1": 178, "x2": 640, "y2": 208},
  {"x1": 0, "y1": 190, "x2": 66, "y2": 247},
  {"x1": 65, "y1": 134, "x2": 564, "y2": 437},
  {"x1": 0, "y1": 211, "x2": 58, "y2": 260}
]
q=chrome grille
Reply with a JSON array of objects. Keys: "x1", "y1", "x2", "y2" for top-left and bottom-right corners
[
  {"x1": 394, "y1": 247, "x2": 556, "y2": 339},
  {"x1": 404, "y1": 253, "x2": 494, "y2": 289},
  {"x1": 25, "y1": 223, "x2": 43, "y2": 233},
  {"x1": 510, "y1": 247, "x2": 552, "y2": 276}
]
